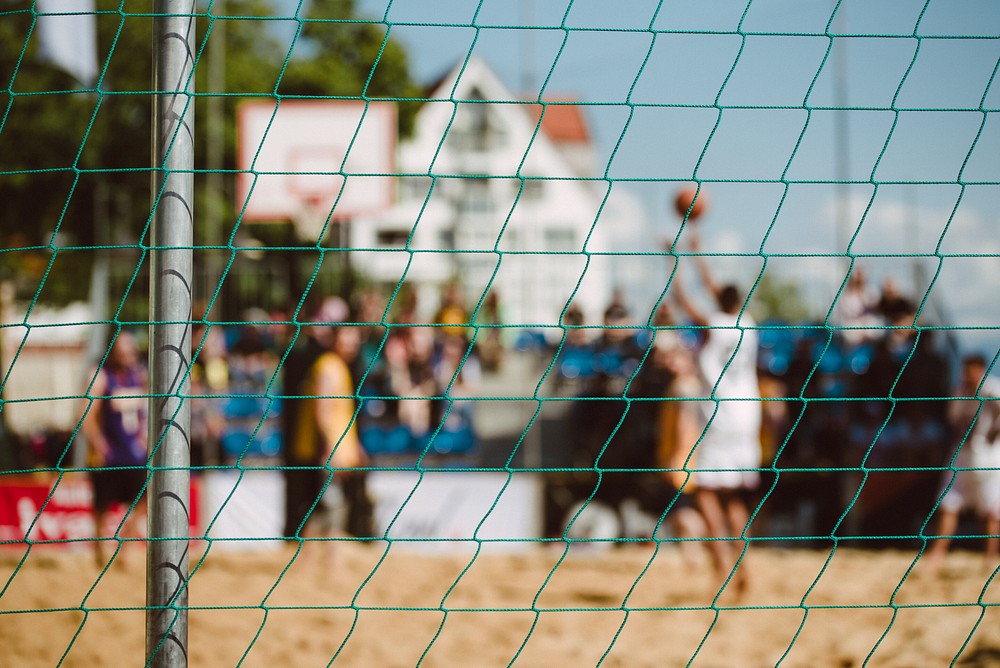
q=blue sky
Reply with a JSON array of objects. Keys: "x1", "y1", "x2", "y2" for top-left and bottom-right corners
[{"x1": 268, "y1": 0, "x2": 1000, "y2": 355}]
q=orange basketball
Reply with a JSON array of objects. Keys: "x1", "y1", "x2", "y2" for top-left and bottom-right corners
[{"x1": 674, "y1": 184, "x2": 709, "y2": 221}]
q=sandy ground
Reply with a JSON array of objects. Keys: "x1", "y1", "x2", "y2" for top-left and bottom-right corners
[{"x1": 1, "y1": 542, "x2": 999, "y2": 667}]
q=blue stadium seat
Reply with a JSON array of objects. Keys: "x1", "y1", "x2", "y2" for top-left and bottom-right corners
[
  {"x1": 514, "y1": 329, "x2": 549, "y2": 351},
  {"x1": 846, "y1": 343, "x2": 874, "y2": 375},
  {"x1": 428, "y1": 424, "x2": 476, "y2": 454},
  {"x1": 220, "y1": 426, "x2": 282, "y2": 459},
  {"x1": 220, "y1": 396, "x2": 264, "y2": 419},
  {"x1": 361, "y1": 424, "x2": 413, "y2": 455},
  {"x1": 558, "y1": 347, "x2": 596, "y2": 379}
]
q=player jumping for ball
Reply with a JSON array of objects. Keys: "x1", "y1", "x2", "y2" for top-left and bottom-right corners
[{"x1": 670, "y1": 230, "x2": 762, "y2": 597}]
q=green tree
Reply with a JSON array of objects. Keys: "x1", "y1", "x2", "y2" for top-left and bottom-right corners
[
  {"x1": 277, "y1": 0, "x2": 421, "y2": 134},
  {"x1": 749, "y1": 272, "x2": 814, "y2": 323},
  {"x1": 0, "y1": 0, "x2": 418, "y2": 303}
]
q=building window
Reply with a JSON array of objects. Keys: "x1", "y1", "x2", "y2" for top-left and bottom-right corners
[
  {"x1": 544, "y1": 227, "x2": 577, "y2": 252},
  {"x1": 376, "y1": 229, "x2": 410, "y2": 247},
  {"x1": 399, "y1": 176, "x2": 432, "y2": 201},
  {"x1": 449, "y1": 88, "x2": 504, "y2": 152},
  {"x1": 439, "y1": 228, "x2": 456, "y2": 249},
  {"x1": 457, "y1": 178, "x2": 493, "y2": 214},
  {"x1": 513, "y1": 177, "x2": 544, "y2": 201}
]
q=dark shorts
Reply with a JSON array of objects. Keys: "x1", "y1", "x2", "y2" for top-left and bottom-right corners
[
  {"x1": 284, "y1": 467, "x2": 373, "y2": 538},
  {"x1": 91, "y1": 466, "x2": 148, "y2": 511}
]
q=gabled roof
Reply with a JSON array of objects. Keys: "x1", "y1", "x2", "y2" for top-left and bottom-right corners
[
  {"x1": 422, "y1": 59, "x2": 590, "y2": 145},
  {"x1": 527, "y1": 100, "x2": 590, "y2": 144}
]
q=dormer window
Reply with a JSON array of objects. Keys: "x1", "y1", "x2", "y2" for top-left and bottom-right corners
[
  {"x1": 449, "y1": 88, "x2": 504, "y2": 152},
  {"x1": 458, "y1": 177, "x2": 493, "y2": 213},
  {"x1": 512, "y1": 177, "x2": 544, "y2": 201}
]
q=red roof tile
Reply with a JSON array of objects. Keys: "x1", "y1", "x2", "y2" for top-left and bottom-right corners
[{"x1": 528, "y1": 100, "x2": 590, "y2": 143}]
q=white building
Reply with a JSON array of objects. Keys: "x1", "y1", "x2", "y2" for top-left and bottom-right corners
[{"x1": 353, "y1": 58, "x2": 649, "y2": 330}]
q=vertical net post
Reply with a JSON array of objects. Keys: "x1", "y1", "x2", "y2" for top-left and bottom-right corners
[{"x1": 146, "y1": 1, "x2": 195, "y2": 665}]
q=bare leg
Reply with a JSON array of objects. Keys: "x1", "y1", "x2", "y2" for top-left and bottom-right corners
[
  {"x1": 984, "y1": 515, "x2": 999, "y2": 572},
  {"x1": 695, "y1": 489, "x2": 732, "y2": 585},
  {"x1": 724, "y1": 493, "x2": 750, "y2": 540},
  {"x1": 671, "y1": 506, "x2": 707, "y2": 569},
  {"x1": 723, "y1": 492, "x2": 751, "y2": 596},
  {"x1": 925, "y1": 508, "x2": 959, "y2": 575},
  {"x1": 120, "y1": 497, "x2": 148, "y2": 570},
  {"x1": 299, "y1": 510, "x2": 339, "y2": 577},
  {"x1": 93, "y1": 508, "x2": 107, "y2": 568}
]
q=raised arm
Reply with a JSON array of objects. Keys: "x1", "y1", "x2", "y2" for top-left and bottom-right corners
[
  {"x1": 668, "y1": 239, "x2": 709, "y2": 329},
  {"x1": 689, "y1": 231, "x2": 722, "y2": 304}
]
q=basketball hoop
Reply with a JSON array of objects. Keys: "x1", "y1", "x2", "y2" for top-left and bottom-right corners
[
  {"x1": 294, "y1": 194, "x2": 333, "y2": 244},
  {"x1": 236, "y1": 101, "x2": 396, "y2": 223}
]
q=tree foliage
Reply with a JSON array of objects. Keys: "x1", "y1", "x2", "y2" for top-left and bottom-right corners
[
  {"x1": 0, "y1": 0, "x2": 418, "y2": 302},
  {"x1": 750, "y1": 272, "x2": 814, "y2": 323},
  {"x1": 279, "y1": 0, "x2": 420, "y2": 120}
]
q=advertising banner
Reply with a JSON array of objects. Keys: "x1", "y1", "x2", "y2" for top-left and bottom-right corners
[{"x1": 0, "y1": 473, "x2": 198, "y2": 549}]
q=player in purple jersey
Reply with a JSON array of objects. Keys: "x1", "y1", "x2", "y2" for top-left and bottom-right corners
[{"x1": 81, "y1": 331, "x2": 149, "y2": 567}]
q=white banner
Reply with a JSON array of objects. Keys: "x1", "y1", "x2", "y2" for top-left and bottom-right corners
[
  {"x1": 202, "y1": 470, "x2": 285, "y2": 551},
  {"x1": 370, "y1": 471, "x2": 544, "y2": 554},
  {"x1": 199, "y1": 470, "x2": 544, "y2": 553},
  {"x1": 35, "y1": 0, "x2": 99, "y2": 86}
]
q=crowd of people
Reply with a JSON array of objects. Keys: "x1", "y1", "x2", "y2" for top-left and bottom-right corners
[
  {"x1": 542, "y1": 234, "x2": 998, "y2": 584},
  {"x1": 29, "y1": 237, "x2": 997, "y2": 578},
  {"x1": 184, "y1": 285, "x2": 502, "y2": 464},
  {"x1": 183, "y1": 285, "x2": 503, "y2": 542}
]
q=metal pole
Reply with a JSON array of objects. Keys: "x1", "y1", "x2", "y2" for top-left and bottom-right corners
[
  {"x1": 147, "y1": 2, "x2": 194, "y2": 666},
  {"x1": 832, "y1": 1, "x2": 850, "y2": 258},
  {"x1": 206, "y1": 0, "x2": 226, "y2": 294}
]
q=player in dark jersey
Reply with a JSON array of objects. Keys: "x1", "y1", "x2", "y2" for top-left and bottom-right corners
[{"x1": 81, "y1": 331, "x2": 149, "y2": 567}]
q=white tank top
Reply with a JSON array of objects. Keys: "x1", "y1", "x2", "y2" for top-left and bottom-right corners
[{"x1": 699, "y1": 310, "x2": 759, "y2": 400}]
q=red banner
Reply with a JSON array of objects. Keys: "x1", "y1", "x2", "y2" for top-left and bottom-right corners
[{"x1": 0, "y1": 474, "x2": 198, "y2": 548}]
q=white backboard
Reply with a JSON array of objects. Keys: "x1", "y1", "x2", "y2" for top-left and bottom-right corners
[{"x1": 237, "y1": 100, "x2": 396, "y2": 223}]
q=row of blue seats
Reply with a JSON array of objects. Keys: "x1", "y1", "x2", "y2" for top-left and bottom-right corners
[
  {"x1": 216, "y1": 392, "x2": 477, "y2": 459},
  {"x1": 360, "y1": 424, "x2": 477, "y2": 456},
  {"x1": 549, "y1": 328, "x2": 880, "y2": 380},
  {"x1": 759, "y1": 339, "x2": 876, "y2": 377},
  {"x1": 218, "y1": 424, "x2": 478, "y2": 459}
]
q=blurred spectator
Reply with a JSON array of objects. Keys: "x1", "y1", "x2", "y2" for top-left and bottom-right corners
[
  {"x1": 859, "y1": 299, "x2": 949, "y2": 438},
  {"x1": 569, "y1": 301, "x2": 645, "y2": 469},
  {"x1": 877, "y1": 277, "x2": 916, "y2": 326},
  {"x1": 399, "y1": 327, "x2": 438, "y2": 440},
  {"x1": 354, "y1": 287, "x2": 390, "y2": 377},
  {"x1": 431, "y1": 334, "x2": 481, "y2": 454},
  {"x1": 289, "y1": 324, "x2": 373, "y2": 548},
  {"x1": 281, "y1": 298, "x2": 346, "y2": 539},
  {"x1": 474, "y1": 290, "x2": 505, "y2": 373},
  {"x1": 193, "y1": 318, "x2": 229, "y2": 393},
  {"x1": 594, "y1": 303, "x2": 644, "y2": 395},
  {"x1": 654, "y1": 327, "x2": 710, "y2": 564},
  {"x1": 624, "y1": 304, "x2": 675, "y2": 461},
  {"x1": 553, "y1": 302, "x2": 594, "y2": 392},
  {"x1": 390, "y1": 285, "x2": 421, "y2": 342},
  {"x1": 434, "y1": 282, "x2": 469, "y2": 340},
  {"x1": 926, "y1": 354, "x2": 1000, "y2": 574},
  {"x1": 80, "y1": 331, "x2": 148, "y2": 568},
  {"x1": 229, "y1": 308, "x2": 278, "y2": 394},
  {"x1": 836, "y1": 265, "x2": 880, "y2": 345},
  {"x1": 190, "y1": 322, "x2": 226, "y2": 467},
  {"x1": 355, "y1": 333, "x2": 410, "y2": 454},
  {"x1": 563, "y1": 302, "x2": 589, "y2": 348}
]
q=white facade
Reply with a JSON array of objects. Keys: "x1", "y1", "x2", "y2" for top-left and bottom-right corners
[{"x1": 353, "y1": 58, "x2": 644, "y2": 329}]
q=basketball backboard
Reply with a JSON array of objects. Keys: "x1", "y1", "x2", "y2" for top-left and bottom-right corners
[{"x1": 236, "y1": 100, "x2": 396, "y2": 227}]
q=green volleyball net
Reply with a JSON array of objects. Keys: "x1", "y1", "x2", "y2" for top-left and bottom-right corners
[{"x1": 2, "y1": 0, "x2": 999, "y2": 665}]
